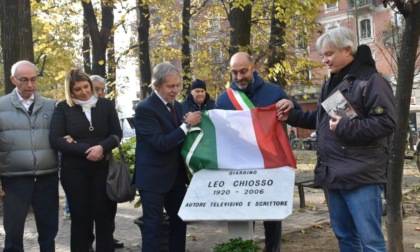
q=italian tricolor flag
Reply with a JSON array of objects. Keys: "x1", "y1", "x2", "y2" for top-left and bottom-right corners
[{"x1": 181, "y1": 105, "x2": 296, "y2": 173}]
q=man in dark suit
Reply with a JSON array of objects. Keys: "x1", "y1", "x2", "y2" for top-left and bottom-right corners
[{"x1": 133, "y1": 63, "x2": 202, "y2": 252}]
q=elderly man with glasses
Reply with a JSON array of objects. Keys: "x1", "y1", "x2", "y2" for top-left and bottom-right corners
[
  {"x1": 215, "y1": 52, "x2": 300, "y2": 252},
  {"x1": 0, "y1": 60, "x2": 58, "y2": 251}
]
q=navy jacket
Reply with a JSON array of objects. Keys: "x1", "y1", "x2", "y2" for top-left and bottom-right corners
[
  {"x1": 181, "y1": 92, "x2": 215, "y2": 115},
  {"x1": 286, "y1": 45, "x2": 396, "y2": 189},
  {"x1": 133, "y1": 92, "x2": 187, "y2": 193},
  {"x1": 215, "y1": 71, "x2": 300, "y2": 110}
]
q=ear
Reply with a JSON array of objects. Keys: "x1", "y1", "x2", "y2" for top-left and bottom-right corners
[
  {"x1": 344, "y1": 46, "x2": 352, "y2": 56},
  {"x1": 10, "y1": 76, "x2": 18, "y2": 86}
]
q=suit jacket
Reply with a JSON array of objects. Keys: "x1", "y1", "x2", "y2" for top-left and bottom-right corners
[{"x1": 133, "y1": 92, "x2": 187, "y2": 193}]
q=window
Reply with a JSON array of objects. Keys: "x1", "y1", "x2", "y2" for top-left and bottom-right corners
[
  {"x1": 326, "y1": 2, "x2": 337, "y2": 9},
  {"x1": 360, "y1": 19, "x2": 372, "y2": 39},
  {"x1": 347, "y1": 0, "x2": 372, "y2": 8}
]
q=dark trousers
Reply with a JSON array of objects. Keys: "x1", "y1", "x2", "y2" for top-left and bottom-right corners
[
  {"x1": 140, "y1": 171, "x2": 187, "y2": 252},
  {"x1": 61, "y1": 166, "x2": 117, "y2": 252},
  {"x1": 264, "y1": 221, "x2": 282, "y2": 252},
  {"x1": 2, "y1": 174, "x2": 59, "y2": 252}
]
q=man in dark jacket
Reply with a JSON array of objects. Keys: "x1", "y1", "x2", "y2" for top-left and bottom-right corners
[
  {"x1": 277, "y1": 27, "x2": 396, "y2": 252},
  {"x1": 216, "y1": 52, "x2": 299, "y2": 252},
  {"x1": 181, "y1": 79, "x2": 215, "y2": 114}
]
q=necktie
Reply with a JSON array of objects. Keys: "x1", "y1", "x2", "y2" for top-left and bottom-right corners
[{"x1": 167, "y1": 103, "x2": 179, "y2": 125}]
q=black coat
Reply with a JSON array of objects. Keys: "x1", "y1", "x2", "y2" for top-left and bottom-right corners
[
  {"x1": 181, "y1": 93, "x2": 215, "y2": 115},
  {"x1": 49, "y1": 97, "x2": 122, "y2": 170},
  {"x1": 287, "y1": 45, "x2": 397, "y2": 189}
]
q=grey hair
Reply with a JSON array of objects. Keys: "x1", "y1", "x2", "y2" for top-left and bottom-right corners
[
  {"x1": 90, "y1": 75, "x2": 106, "y2": 84},
  {"x1": 11, "y1": 60, "x2": 38, "y2": 76},
  {"x1": 151, "y1": 63, "x2": 181, "y2": 88},
  {"x1": 316, "y1": 27, "x2": 357, "y2": 55}
]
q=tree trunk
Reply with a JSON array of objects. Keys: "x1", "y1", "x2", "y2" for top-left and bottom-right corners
[
  {"x1": 81, "y1": 0, "x2": 114, "y2": 77},
  {"x1": 1, "y1": 0, "x2": 34, "y2": 94},
  {"x1": 267, "y1": 1, "x2": 286, "y2": 88},
  {"x1": 137, "y1": 0, "x2": 152, "y2": 100},
  {"x1": 107, "y1": 28, "x2": 116, "y2": 103},
  {"x1": 228, "y1": 2, "x2": 253, "y2": 58},
  {"x1": 181, "y1": 0, "x2": 192, "y2": 98},
  {"x1": 83, "y1": 18, "x2": 92, "y2": 74},
  {"x1": 386, "y1": 2, "x2": 420, "y2": 251}
]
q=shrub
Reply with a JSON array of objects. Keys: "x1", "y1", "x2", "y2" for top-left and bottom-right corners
[
  {"x1": 112, "y1": 136, "x2": 136, "y2": 175},
  {"x1": 213, "y1": 237, "x2": 261, "y2": 252}
]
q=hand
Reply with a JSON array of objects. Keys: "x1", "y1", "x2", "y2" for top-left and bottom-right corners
[
  {"x1": 329, "y1": 114, "x2": 342, "y2": 131},
  {"x1": 0, "y1": 187, "x2": 5, "y2": 197},
  {"x1": 63, "y1": 135, "x2": 75, "y2": 143},
  {"x1": 185, "y1": 111, "x2": 202, "y2": 126},
  {"x1": 85, "y1": 145, "x2": 104, "y2": 162},
  {"x1": 276, "y1": 99, "x2": 294, "y2": 121},
  {"x1": 277, "y1": 109, "x2": 289, "y2": 121},
  {"x1": 276, "y1": 99, "x2": 294, "y2": 113}
]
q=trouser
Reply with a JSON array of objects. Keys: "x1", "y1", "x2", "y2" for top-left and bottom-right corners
[
  {"x1": 140, "y1": 171, "x2": 187, "y2": 252},
  {"x1": 328, "y1": 184, "x2": 386, "y2": 252},
  {"x1": 2, "y1": 174, "x2": 59, "y2": 252},
  {"x1": 61, "y1": 166, "x2": 117, "y2": 252},
  {"x1": 264, "y1": 221, "x2": 282, "y2": 252}
]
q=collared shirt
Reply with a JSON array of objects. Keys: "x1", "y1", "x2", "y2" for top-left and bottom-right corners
[
  {"x1": 154, "y1": 90, "x2": 188, "y2": 134},
  {"x1": 15, "y1": 88, "x2": 34, "y2": 111}
]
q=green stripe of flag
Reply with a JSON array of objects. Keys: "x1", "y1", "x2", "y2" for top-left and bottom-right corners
[{"x1": 181, "y1": 111, "x2": 218, "y2": 172}]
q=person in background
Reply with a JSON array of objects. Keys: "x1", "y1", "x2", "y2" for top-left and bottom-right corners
[
  {"x1": 215, "y1": 52, "x2": 299, "y2": 252},
  {"x1": 50, "y1": 68, "x2": 122, "y2": 252},
  {"x1": 181, "y1": 79, "x2": 215, "y2": 114},
  {"x1": 277, "y1": 27, "x2": 396, "y2": 251},
  {"x1": 91, "y1": 75, "x2": 107, "y2": 98},
  {"x1": 90, "y1": 74, "x2": 125, "y2": 249},
  {"x1": 133, "y1": 63, "x2": 202, "y2": 252},
  {"x1": 0, "y1": 60, "x2": 59, "y2": 251}
]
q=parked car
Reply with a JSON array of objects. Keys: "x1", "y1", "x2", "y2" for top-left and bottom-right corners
[
  {"x1": 290, "y1": 131, "x2": 317, "y2": 150},
  {"x1": 303, "y1": 132, "x2": 317, "y2": 150}
]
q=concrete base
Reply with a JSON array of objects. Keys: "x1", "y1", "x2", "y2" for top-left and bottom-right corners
[{"x1": 227, "y1": 221, "x2": 254, "y2": 240}]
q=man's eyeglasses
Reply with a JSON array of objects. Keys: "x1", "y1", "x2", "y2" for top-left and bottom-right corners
[
  {"x1": 15, "y1": 76, "x2": 38, "y2": 84},
  {"x1": 230, "y1": 65, "x2": 253, "y2": 76}
]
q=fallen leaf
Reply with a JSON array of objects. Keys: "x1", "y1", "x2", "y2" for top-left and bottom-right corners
[
  {"x1": 414, "y1": 243, "x2": 420, "y2": 249},
  {"x1": 300, "y1": 229, "x2": 306, "y2": 234},
  {"x1": 415, "y1": 227, "x2": 420, "y2": 231},
  {"x1": 189, "y1": 235, "x2": 197, "y2": 241},
  {"x1": 311, "y1": 224, "x2": 323, "y2": 229}
]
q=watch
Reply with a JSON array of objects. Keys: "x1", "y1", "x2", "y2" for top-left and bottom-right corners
[{"x1": 183, "y1": 122, "x2": 192, "y2": 132}]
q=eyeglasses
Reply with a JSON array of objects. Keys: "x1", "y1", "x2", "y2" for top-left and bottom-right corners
[
  {"x1": 230, "y1": 65, "x2": 253, "y2": 76},
  {"x1": 15, "y1": 76, "x2": 38, "y2": 84}
]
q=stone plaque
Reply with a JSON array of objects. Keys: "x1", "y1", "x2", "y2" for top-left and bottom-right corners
[{"x1": 179, "y1": 167, "x2": 295, "y2": 221}]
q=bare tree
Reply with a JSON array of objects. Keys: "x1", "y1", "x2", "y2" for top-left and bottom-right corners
[
  {"x1": 0, "y1": 0, "x2": 34, "y2": 94},
  {"x1": 81, "y1": 0, "x2": 114, "y2": 77},
  {"x1": 383, "y1": 0, "x2": 420, "y2": 251},
  {"x1": 83, "y1": 18, "x2": 92, "y2": 75}
]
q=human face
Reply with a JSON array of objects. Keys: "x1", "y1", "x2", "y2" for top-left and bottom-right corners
[
  {"x1": 191, "y1": 88, "x2": 206, "y2": 105},
  {"x1": 71, "y1": 81, "x2": 93, "y2": 101},
  {"x1": 93, "y1": 81, "x2": 106, "y2": 98},
  {"x1": 155, "y1": 74, "x2": 181, "y2": 104},
  {"x1": 230, "y1": 59, "x2": 254, "y2": 89},
  {"x1": 320, "y1": 44, "x2": 353, "y2": 74},
  {"x1": 10, "y1": 64, "x2": 38, "y2": 100}
]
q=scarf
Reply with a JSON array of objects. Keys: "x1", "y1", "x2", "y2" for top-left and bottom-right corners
[{"x1": 72, "y1": 95, "x2": 98, "y2": 123}]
